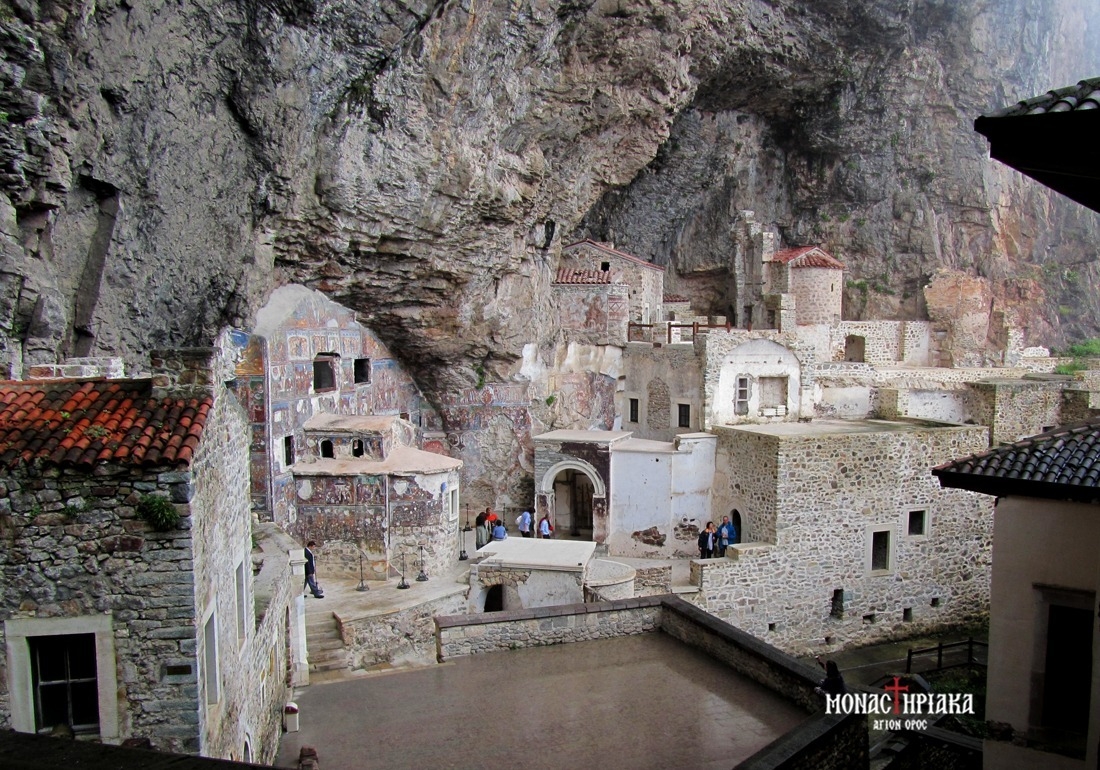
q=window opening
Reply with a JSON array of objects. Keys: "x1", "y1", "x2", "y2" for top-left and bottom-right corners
[
  {"x1": 203, "y1": 614, "x2": 219, "y2": 704},
  {"x1": 283, "y1": 436, "x2": 294, "y2": 467},
  {"x1": 870, "y1": 530, "x2": 891, "y2": 572},
  {"x1": 235, "y1": 560, "x2": 247, "y2": 645},
  {"x1": 30, "y1": 634, "x2": 99, "y2": 734},
  {"x1": 312, "y1": 353, "x2": 338, "y2": 392},
  {"x1": 628, "y1": 398, "x2": 639, "y2": 423},
  {"x1": 353, "y1": 358, "x2": 371, "y2": 384},
  {"x1": 907, "y1": 510, "x2": 927, "y2": 536},
  {"x1": 600, "y1": 261, "x2": 610, "y2": 272},
  {"x1": 320, "y1": 440, "x2": 334, "y2": 459},
  {"x1": 830, "y1": 589, "x2": 844, "y2": 619},
  {"x1": 735, "y1": 376, "x2": 750, "y2": 416},
  {"x1": 677, "y1": 403, "x2": 690, "y2": 428},
  {"x1": 352, "y1": 439, "x2": 364, "y2": 458}
]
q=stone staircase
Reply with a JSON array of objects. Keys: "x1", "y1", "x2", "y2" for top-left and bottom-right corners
[{"x1": 306, "y1": 611, "x2": 349, "y2": 673}]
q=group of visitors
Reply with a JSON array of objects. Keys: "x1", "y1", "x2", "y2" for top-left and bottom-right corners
[
  {"x1": 474, "y1": 508, "x2": 555, "y2": 549},
  {"x1": 697, "y1": 516, "x2": 737, "y2": 559}
]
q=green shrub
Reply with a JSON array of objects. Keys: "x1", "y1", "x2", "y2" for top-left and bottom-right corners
[{"x1": 137, "y1": 494, "x2": 180, "y2": 531}]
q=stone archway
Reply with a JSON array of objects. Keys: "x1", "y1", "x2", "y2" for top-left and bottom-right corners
[{"x1": 538, "y1": 459, "x2": 608, "y2": 543}]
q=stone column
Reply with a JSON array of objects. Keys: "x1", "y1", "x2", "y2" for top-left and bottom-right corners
[{"x1": 288, "y1": 548, "x2": 310, "y2": 686}]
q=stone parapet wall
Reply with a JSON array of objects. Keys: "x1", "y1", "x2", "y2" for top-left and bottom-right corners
[
  {"x1": 633, "y1": 565, "x2": 672, "y2": 595},
  {"x1": 435, "y1": 598, "x2": 662, "y2": 658},
  {"x1": 736, "y1": 712, "x2": 869, "y2": 770},
  {"x1": 790, "y1": 267, "x2": 842, "y2": 326},
  {"x1": 340, "y1": 591, "x2": 467, "y2": 670},
  {"x1": 833, "y1": 321, "x2": 903, "y2": 365}
]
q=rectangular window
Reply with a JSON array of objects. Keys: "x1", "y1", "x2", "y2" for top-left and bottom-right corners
[
  {"x1": 870, "y1": 529, "x2": 892, "y2": 573},
  {"x1": 735, "y1": 376, "x2": 750, "y2": 416},
  {"x1": 907, "y1": 509, "x2": 928, "y2": 537},
  {"x1": 283, "y1": 435, "x2": 295, "y2": 467},
  {"x1": 353, "y1": 357, "x2": 371, "y2": 384},
  {"x1": 235, "y1": 560, "x2": 247, "y2": 646},
  {"x1": 628, "y1": 398, "x2": 639, "y2": 423},
  {"x1": 30, "y1": 634, "x2": 99, "y2": 734},
  {"x1": 677, "y1": 403, "x2": 690, "y2": 428},
  {"x1": 312, "y1": 354, "x2": 338, "y2": 392},
  {"x1": 203, "y1": 613, "x2": 219, "y2": 705}
]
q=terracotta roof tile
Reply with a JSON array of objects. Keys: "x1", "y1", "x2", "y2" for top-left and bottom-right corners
[
  {"x1": 664, "y1": 294, "x2": 690, "y2": 303},
  {"x1": 773, "y1": 246, "x2": 846, "y2": 269},
  {"x1": 983, "y1": 77, "x2": 1100, "y2": 118},
  {"x1": 0, "y1": 380, "x2": 212, "y2": 471},
  {"x1": 933, "y1": 419, "x2": 1100, "y2": 503},
  {"x1": 554, "y1": 267, "x2": 611, "y2": 285}
]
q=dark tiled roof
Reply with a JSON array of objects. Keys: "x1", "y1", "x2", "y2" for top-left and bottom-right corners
[
  {"x1": 0, "y1": 380, "x2": 212, "y2": 470},
  {"x1": 974, "y1": 77, "x2": 1100, "y2": 214},
  {"x1": 773, "y1": 246, "x2": 845, "y2": 269},
  {"x1": 554, "y1": 267, "x2": 611, "y2": 285},
  {"x1": 983, "y1": 77, "x2": 1100, "y2": 118},
  {"x1": 562, "y1": 239, "x2": 666, "y2": 272},
  {"x1": 664, "y1": 294, "x2": 690, "y2": 303},
  {"x1": 932, "y1": 419, "x2": 1100, "y2": 503}
]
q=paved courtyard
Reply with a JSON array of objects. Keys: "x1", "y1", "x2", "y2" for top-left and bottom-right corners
[{"x1": 275, "y1": 632, "x2": 809, "y2": 769}]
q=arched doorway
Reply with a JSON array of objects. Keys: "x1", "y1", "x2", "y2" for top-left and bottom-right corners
[
  {"x1": 484, "y1": 584, "x2": 504, "y2": 612},
  {"x1": 538, "y1": 459, "x2": 607, "y2": 542},
  {"x1": 731, "y1": 509, "x2": 743, "y2": 544}
]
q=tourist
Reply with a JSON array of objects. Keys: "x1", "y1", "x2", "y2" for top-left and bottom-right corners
[
  {"x1": 717, "y1": 516, "x2": 736, "y2": 557},
  {"x1": 814, "y1": 657, "x2": 847, "y2": 695},
  {"x1": 475, "y1": 512, "x2": 489, "y2": 549},
  {"x1": 517, "y1": 509, "x2": 533, "y2": 537},
  {"x1": 304, "y1": 540, "x2": 324, "y2": 598},
  {"x1": 697, "y1": 522, "x2": 716, "y2": 559},
  {"x1": 491, "y1": 519, "x2": 508, "y2": 540},
  {"x1": 485, "y1": 508, "x2": 498, "y2": 527},
  {"x1": 538, "y1": 514, "x2": 553, "y2": 539}
]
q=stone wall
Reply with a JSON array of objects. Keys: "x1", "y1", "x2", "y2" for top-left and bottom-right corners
[
  {"x1": 703, "y1": 421, "x2": 992, "y2": 654},
  {"x1": 882, "y1": 726, "x2": 982, "y2": 770},
  {"x1": 0, "y1": 461, "x2": 201, "y2": 750},
  {"x1": 633, "y1": 564, "x2": 673, "y2": 595},
  {"x1": 966, "y1": 379, "x2": 1070, "y2": 445},
  {"x1": 188, "y1": 385, "x2": 286, "y2": 762},
  {"x1": 790, "y1": 266, "x2": 842, "y2": 326},
  {"x1": 435, "y1": 599, "x2": 662, "y2": 658},
  {"x1": 339, "y1": 591, "x2": 467, "y2": 670},
  {"x1": 621, "y1": 344, "x2": 704, "y2": 440},
  {"x1": 737, "y1": 712, "x2": 870, "y2": 770},
  {"x1": 832, "y1": 321, "x2": 903, "y2": 365}
]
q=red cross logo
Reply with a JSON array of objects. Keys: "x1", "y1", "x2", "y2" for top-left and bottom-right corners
[{"x1": 884, "y1": 676, "x2": 909, "y2": 715}]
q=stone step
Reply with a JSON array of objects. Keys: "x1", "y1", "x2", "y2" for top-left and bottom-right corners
[
  {"x1": 306, "y1": 626, "x2": 341, "y2": 639},
  {"x1": 308, "y1": 636, "x2": 346, "y2": 652},
  {"x1": 310, "y1": 655, "x2": 349, "y2": 672}
]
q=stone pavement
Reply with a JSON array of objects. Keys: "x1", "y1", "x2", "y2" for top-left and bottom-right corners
[{"x1": 275, "y1": 632, "x2": 808, "y2": 769}]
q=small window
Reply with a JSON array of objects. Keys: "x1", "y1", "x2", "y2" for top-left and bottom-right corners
[
  {"x1": 870, "y1": 529, "x2": 892, "y2": 573},
  {"x1": 628, "y1": 398, "x2": 639, "y2": 423},
  {"x1": 203, "y1": 613, "x2": 219, "y2": 704},
  {"x1": 312, "y1": 353, "x2": 338, "y2": 392},
  {"x1": 830, "y1": 589, "x2": 844, "y2": 619},
  {"x1": 352, "y1": 439, "x2": 364, "y2": 458},
  {"x1": 735, "y1": 376, "x2": 750, "y2": 416},
  {"x1": 283, "y1": 436, "x2": 295, "y2": 467},
  {"x1": 320, "y1": 440, "x2": 334, "y2": 459},
  {"x1": 907, "y1": 510, "x2": 928, "y2": 537},
  {"x1": 353, "y1": 358, "x2": 371, "y2": 384},
  {"x1": 600, "y1": 261, "x2": 610, "y2": 272},
  {"x1": 677, "y1": 403, "x2": 690, "y2": 428},
  {"x1": 903, "y1": 607, "x2": 913, "y2": 622},
  {"x1": 234, "y1": 560, "x2": 247, "y2": 646},
  {"x1": 30, "y1": 634, "x2": 99, "y2": 733}
]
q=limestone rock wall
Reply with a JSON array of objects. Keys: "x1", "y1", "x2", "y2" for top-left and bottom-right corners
[{"x1": 1, "y1": 0, "x2": 1098, "y2": 414}]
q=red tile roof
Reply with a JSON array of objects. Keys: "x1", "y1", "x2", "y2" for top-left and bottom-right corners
[
  {"x1": 773, "y1": 246, "x2": 845, "y2": 269},
  {"x1": 554, "y1": 267, "x2": 611, "y2": 285},
  {"x1": 0, "y1": 380, "x2": 212, "y2": 470},
  {"x1": 562, "y1": 240, "x2": 666, "y2": 272},
  {"x1": 664, "y1": 294, "x2": 690, "y2": 303}
]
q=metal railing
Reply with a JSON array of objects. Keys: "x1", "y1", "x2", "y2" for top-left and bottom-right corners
[{"x1": 905, "y1": 637, "x2": 988, "y2": 674}]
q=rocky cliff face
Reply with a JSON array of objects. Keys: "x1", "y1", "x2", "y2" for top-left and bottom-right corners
[{"x1": 1, "y1": 0, "x2": 1098, "y2": 399}]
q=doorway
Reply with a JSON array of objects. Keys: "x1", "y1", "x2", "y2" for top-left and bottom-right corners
[{"x1": 484, "y1": 585, "x2": 504, "y2": 613}]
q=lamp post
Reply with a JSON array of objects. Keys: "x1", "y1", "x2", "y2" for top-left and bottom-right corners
[
  {"x1": 463, "y1": 503, "x2": 472, "y2": 532},
  {"x1": 356, "y1": 551, "x2": 370, "y2": 592},
  {"x1": 397, "y1": 551, "x2": 410, "y2": 590},
  {"x1": 416, "y1": 544, "x2": 429, "y2": 582},
  {"x1": 459, "y1": 517, "x2": 469, "y2": 561}
]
